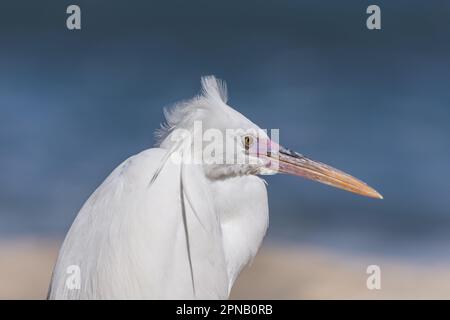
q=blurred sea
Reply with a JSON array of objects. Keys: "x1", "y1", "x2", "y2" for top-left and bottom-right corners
[{"x1": 1, "y1": 0, "x2": 450, "y2": 262}]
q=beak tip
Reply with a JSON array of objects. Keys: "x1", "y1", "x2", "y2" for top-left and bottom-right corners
[{"x1": 368, "y1": 189, "x2": 383, "y2": 200}]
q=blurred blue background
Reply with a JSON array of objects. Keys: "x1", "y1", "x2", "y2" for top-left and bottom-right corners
[{"x1": 1, "y1": 0, "x2": 450, "y2": 262}]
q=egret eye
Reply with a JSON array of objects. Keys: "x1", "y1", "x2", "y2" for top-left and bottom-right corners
[{"x1": 243, "y1": 135, "x2": 254, "y2": 150}]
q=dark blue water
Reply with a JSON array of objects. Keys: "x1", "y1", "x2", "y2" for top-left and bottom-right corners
[{"x1": 1, "y1": 0, "x2": 450, "y2": 260}]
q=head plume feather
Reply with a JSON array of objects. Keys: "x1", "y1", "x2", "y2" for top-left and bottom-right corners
[{"x1": 155, "y1": 75, "x2": 229, "y2": 147}]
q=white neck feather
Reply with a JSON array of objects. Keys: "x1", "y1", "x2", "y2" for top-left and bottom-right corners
[{"x1": 209, "y1": 175, "x2": 269, "y2": 289}]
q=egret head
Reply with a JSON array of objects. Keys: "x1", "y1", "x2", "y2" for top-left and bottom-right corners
[{"x1": 157, "y1": 76, "x2": 382, "y2": 199}]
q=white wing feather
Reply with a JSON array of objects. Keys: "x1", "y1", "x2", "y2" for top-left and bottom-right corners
[{"x1": 49, "y1": 148, "x2": 229, "y2": 299}]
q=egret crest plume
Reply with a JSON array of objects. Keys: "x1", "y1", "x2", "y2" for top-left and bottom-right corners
[{"x1": 156, "y1": 75, "x2": 230, "y2": 148}]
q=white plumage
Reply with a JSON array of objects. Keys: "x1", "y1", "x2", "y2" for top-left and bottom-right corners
[
  {"x1": 49, "y1": 76, "x2": 269, "y2": 299},
  {"x1": 49, "y1": 75, "x2": 381, "y2": 299}
]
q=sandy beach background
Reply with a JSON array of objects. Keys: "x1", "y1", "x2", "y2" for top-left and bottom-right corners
[{"x1": 1, "y1": 238, "x2": 449, "y2": 299}]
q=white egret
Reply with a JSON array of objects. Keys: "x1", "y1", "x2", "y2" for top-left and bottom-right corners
[{"x1": 48, "y1": 76, "x2": 382, "y2": 299}]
